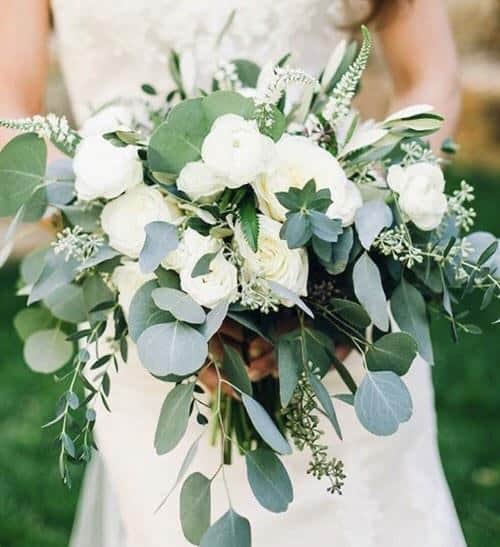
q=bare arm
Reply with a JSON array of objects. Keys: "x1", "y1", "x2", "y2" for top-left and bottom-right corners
[
  {"x1": 377, "y1": 0, "x2": 461, "y2": 147},
  {"x1": 0, "y1": 0, "x2": 51, "y2": 146}
]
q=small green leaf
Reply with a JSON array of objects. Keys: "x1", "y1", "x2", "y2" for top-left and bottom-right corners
[
  {"x1": 200, "y1": 510, "x2": 251, "y2": 547},
  {"x1": 309, "y1": 211, "x2": 342, "y2": 242},
  {"x1": 354, "y1": 371, "x2": 412, "y2": 436},
  {"x1": 354, "y1": 200, "x2": 393, "y2": 250},
  {"x1": 28, "y1": 251, "x2": 78, "y2": 304},
  {"x1": 242, "y1": 393, "x2": 291, "y2": 455},
  {"x1": 128, "y1": 280, "x2": 174, "y2": 342},
  {"x1": 23, "y1": 329, "x2": 73, "y2": 373},
  {"x1": 246, "y1": 448, "x2": 293, "y2": 513},
  {"x1": 44, "y1": 284, "x2": 87, "y2": 324},
  {"x1": 267, "y1": 280, "x2": 314, "y2": 318},
  {"x1": 280, "y1": 212, "x2": 312, "y2": 248},
  {"x1": 199, "y1": 300, "x2": 229, "y2": 340},
  {"x1": 152, "y1": 288, "x2": 206, "y2": 324},
  {"x1": 155, "y1": 383, "x2": 195, "y2": 454},
  {"x1": 139, "y1": 221, "x2": 179, "y2": 274},
  {"x1": 330, "y1": 298, "x2": 371, "y2": 329},
  {"x1": 391, "y1": 278, "x2": 434, "y2": 364},
  {"x1": 353, "y1": 252, "x2": 389, "y2": 331},
  {"x1": 14, "y1": 307, "x2": 55, "y2": 341},
  {"x1": 222, "y1": 344, "x2": 252, "y2": 395},
  {"x1": 137, "y1": 322, "x2": 208, "y2": 376},
  {"x1": 180, "y1": 472, "x2": 211, "y2": 545},
  {"x1": 308, "y1": 374, "x2": 342, "y2": 439},
  {"x1": 191, "y1": 251, "x2": 219, "y2": 278},
  {"x1": 142, "y1": 83, "x2": 157, "y2": 95},
  {"x1": 239, "y1": 195, "x2": 259, "y2": 252},
  {"x1": 366, "y1": 333, "x2": 417, "y2": 376},
  {"x1": 233, "y1": 59, "x2": 260, "y2": 87},
  {"x1": 277, "y1": 337, "x2": 300, "y2": 407},
  {"x1": 0, "y1": 133, "x2": 47, "y2": 217}
]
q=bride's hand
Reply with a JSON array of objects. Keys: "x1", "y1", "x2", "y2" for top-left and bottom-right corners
[{"x1": 197, "y1": 319, "x2": 352, "y2": 395}]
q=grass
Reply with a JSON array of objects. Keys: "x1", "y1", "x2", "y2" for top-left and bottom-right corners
[{"x1": 0, "y1": 164, "x2": 498, "y2": 546}]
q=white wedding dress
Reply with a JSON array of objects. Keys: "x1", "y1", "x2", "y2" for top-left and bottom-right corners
[{"x1": 50, "y1": 1, "x2": 467, "y2": 546}]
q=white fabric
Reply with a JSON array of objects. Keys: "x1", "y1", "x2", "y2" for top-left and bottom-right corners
[{"x1": 48, "y1": 1, "x2": 466, "y2": 545}]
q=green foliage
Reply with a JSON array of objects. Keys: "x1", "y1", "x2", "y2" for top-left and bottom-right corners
[
  {"x1": 137, "y1": 322, "x2": 208, "y2": 376},
  {"x1": 246, "y1": 447, "x2": 293, "y2": 513},
  {"x1": 391, "y1": 277, "x2": 434, "y2": 364},
  {"x1": 222, "y1": 344, "x2": 252, "y2": 396},
  {"x1": 23, "y1": 329, "x2": 73, "y2": 374},
  {"x1": 0, "y1": 133, "x2": 47, "y2": 217},
  {"x1": 152, "y1": 287, "x2": 206, "y2": 324},
  {"x1": 366, "y1": 333, "x2": 417, "y2": 376},
  {"x1": 354, "y1": 371, "x2": 412, "y2": 436},
  {"x1": 180, "y1": 472, "x2": 211, "y2": 545},
  {"x1": 154, "y1": 383, "x2": 195, "y2": 455},
  {"x1": 354, "y1": 200, "x2": 393, "y2": 249},
  {"x1": 200, "y1": 510, "x2": 251, "y2": 547},
  {"x1": 352, "y1": 252, "x2": 389, "y2": 331},
  {"x1": 238, "y1": 193, "x2": 260, "y2": 252},
  {"x1": 139, "y1": 221, "x2": 179, "y2": 274},
  {"x1": 241, "y1": 393, "x2": 291, "y2": 455}
]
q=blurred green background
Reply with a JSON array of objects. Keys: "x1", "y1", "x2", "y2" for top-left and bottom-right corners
[{"x1": 0, "y1": 165, "x2": 498, "y2": 547}]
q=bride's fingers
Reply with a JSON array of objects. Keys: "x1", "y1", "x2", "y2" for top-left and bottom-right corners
[
  {"x1": 248, "y1": 337, "x2": 273, "y2": 360},
  {"x1": 247, "y1": 351, "x2": 277, "y2": 381},
  {"x1": 218, "y1": 319, "x2": 244, "y2": 343}
]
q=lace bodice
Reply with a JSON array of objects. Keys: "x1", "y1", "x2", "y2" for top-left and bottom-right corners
[{"x1": 50, "y1": 0, "x2": 359, "y2": 124}]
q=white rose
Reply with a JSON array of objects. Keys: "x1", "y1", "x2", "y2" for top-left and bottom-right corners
[
  {"x1": 112, "y1": 261, "x2": 155, "y2": 318},
  {"x1": 177, "y1": 161, "x2": 227, "y2": 202},
  {"x1": 253, "y1": 134, "x2": 353, "y2": 223},
  {"x1": 80, "y1": 105, "x2": 134, "y2": 137},
  {"x1": 74, "y1": 136, "x2": 143, "y2": 201},
  {"x1": 101, "y1": 185, "x2": 183, "y2": 258},
  {"x1": 387, "y1": 163, "x2": 448, "y2": 231},
  {"x1": 201, "y1": 114, "x2": 275, "y2": 188},
  {"x1": 234, "y1": 215, "x2": 309, "y2": 300},
  {"x1": 327, "y1": 180, "x2": 363, "y2": 227},
  {"x1": 167, "y1": 228, "x2": 238, "y2": 308}
]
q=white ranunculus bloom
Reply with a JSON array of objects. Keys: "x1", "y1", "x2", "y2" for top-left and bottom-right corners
[
  {"x1": 74, "y1": 136, "x2": 143, "y2": 201},
  {"x1": 80, "y1": 105, "x2": 134, "y2": 137},
  {"x1": 101, "y1": 185, "x2": 183, "y2": 258},
  {"x1": 234, "y1": 215, "x2": 309, "y2": 301},
  {"x1": 328, "y1": 180, "x2": 363, "y2": 227},
  {"x1": 177, "y1": 161, "x2": 227, "y2": 202},
  {"x1": 180, "y1": 252, "x2": 238, "y2": 309},
  {"x1": 166, "y1": 228, "x2": 237, "y2": 308},
  {"x1": 253, "y1": 134, "x2": 349, "y2": 222},
  {"x1": 387, "y1": 163, "x2": 448, "y2": 231},
  {"x1": 112, "y1": 261, "x2": 155, "y2": 318},
  {"x1": 201, "y1": 114, "x2": 275, "y2": 188}
]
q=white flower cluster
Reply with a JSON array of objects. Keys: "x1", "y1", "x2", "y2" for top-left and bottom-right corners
[
  {"x1": 52, "y1": 226, "x2": 104, "y2": 263},
  {"x1": 0, "y1": 114, "x2": 79, "y2": 155}
]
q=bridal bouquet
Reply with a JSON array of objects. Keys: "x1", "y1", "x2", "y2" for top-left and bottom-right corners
[{"x1": 1, "y1": 28, "x2": 498, "y2": 545}]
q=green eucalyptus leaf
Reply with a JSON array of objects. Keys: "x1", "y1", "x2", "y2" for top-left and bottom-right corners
[
  {"x1": 366, "y1": 332, "x2": 417, "y2": 376},
  {"x1": 60, "y1": 203, "x2": 102, "y2": 232},
  {"x1": 233, "y1": 59, "x2": 261, "y2": 87},
  {"x1": 202, "y1": 90, "x2": 255, "y2": 127},
  {"x1": 82, "y1": 274, "x2": 115, "y2": 322},
  {"x1": 330, "y1": 298, "x2": 371, "y2": 329},
  {"x1": 28, "y1": 251, "x2": 78, "y2": 305},
  {"x1": 20, "y1": 247, "x2": 48, "y2": 287},
  {"x1": 277, "y1": 337, "x2": 300, "y2": 407},
  {"x1": 23, "y1": 328, "x2": 73, "y2": 374},
  {"x1": 258, "y1": 104, "x2": 286, "y2": 141},
  {"x1": 155, "y1": 383, "x2": 195, "y2": 454},
  {"x1": 309, "y1": 211, "x2": 342, "y2": 242},
  {"x1": 239, "y1": 195, "x2": 259, "y2": 252},
  {"x1": 308, "y1": 374, "x2": 342, "y2": 439},
  {"x1": 128, "y1": 281, "x2": 174, "y2": 342},
  {"x1": 326, "y1": 227, "x2": 353, "y2": 275},
  {"x1": 180, "y1": 472, "x2": 211, "y2": 545},
  {"x1": 242, "y1": 393, "x2": 291, "y2": 455},
  {"x1": 148, "y1": 98, "x2": 208, "y2": 174},
  {"x1": 44, "y1": 284, "x2": 87, "y2": 324},
  {"x1": 0, "y1": 133, "x2": 47, "y2": 217},
  {"x1": 139, "y1": 221, "x2": 179, "y2": 274},
  {"x1": 152, "y1": 287, "x2": 206, "y2": 324},
  {"x1": 137, "y1": 322, "x2": 208, "y2": 376},
  {"x1": 391, "y1": 278, "x2": 434, "y2": 364},
  {"x1": 354, "y1": 371, "x2": 412, "y2": 436},
  {"x1": 199, "y1": 299, "x2": 229, "y2": 340},
  {"x1": 191, "y1": 251, "x2": 219, "y2": 278},
  {"x1": 14, "y1": 307, "x2": 55, "y2": 341},
  {"x1": 353, "y1": 252, "x2": 389, "y2": 331},
  {"x1": 280, "y1": 212, "x2": 312, "y2": 248},
  {"x1": 200, "y1": 510, "x2": 251, "y2": 547},
  {"x1": 312, "y1": 236, "x2": 332, "y2": 262},
  {"x1": 222, "y1": 344, "x2": 252, "y2": 395},
  {"x1": 246, "y1": 447, "x2": 293, "y2": 513},
  {"x1": 354, "y1": 200, "x2": 393, "y2": 250},
  {"x1": 267, "y1": 280, "x2": 314, "y2": 318}
]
